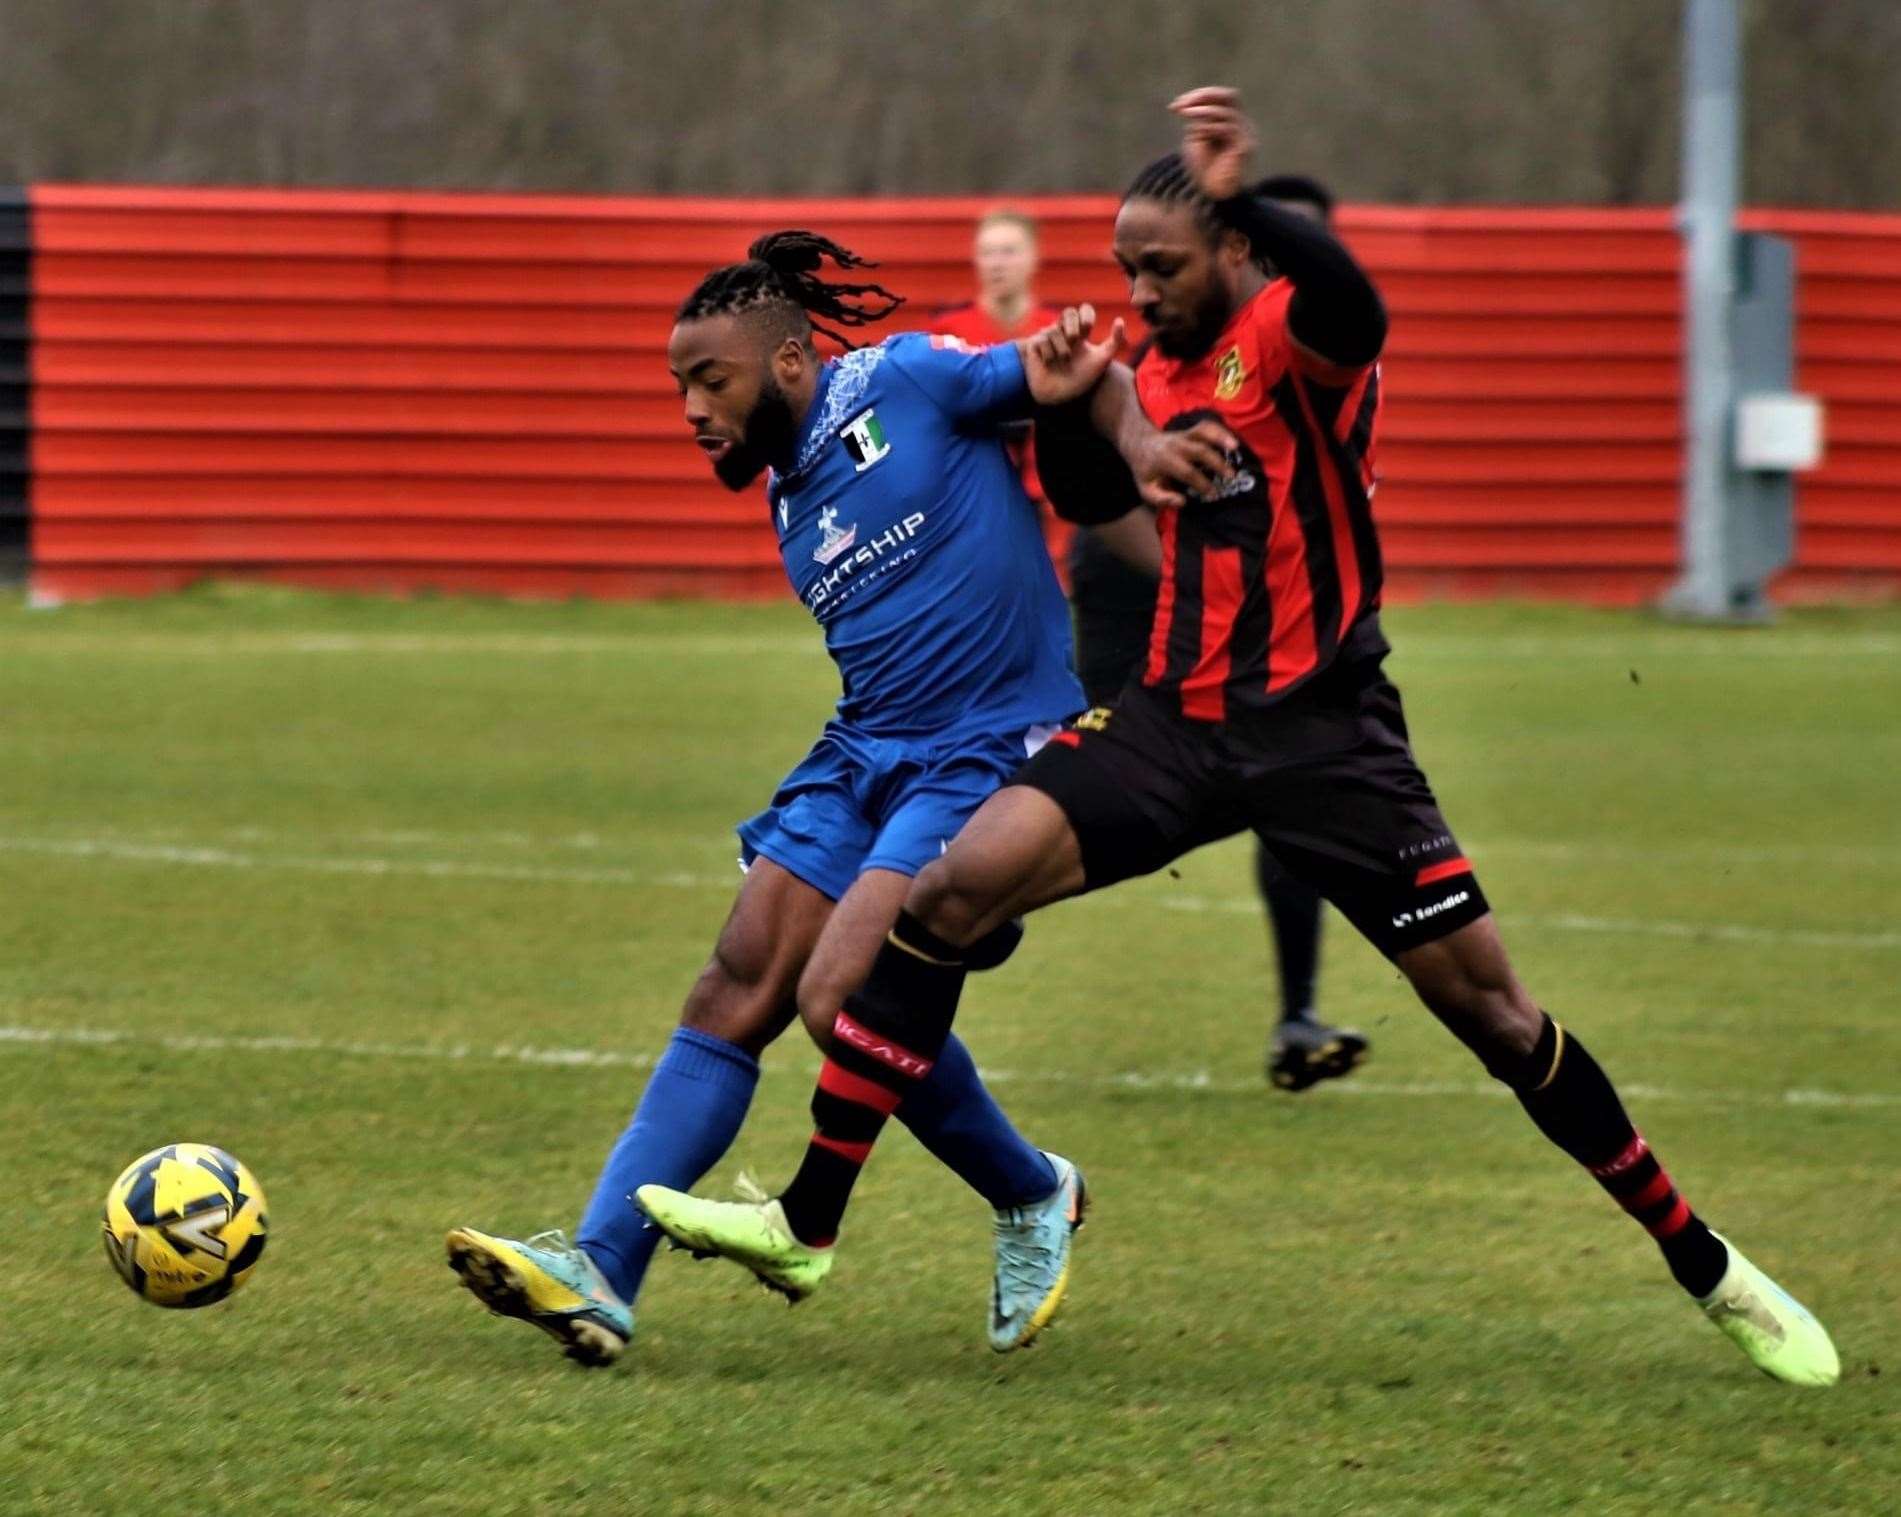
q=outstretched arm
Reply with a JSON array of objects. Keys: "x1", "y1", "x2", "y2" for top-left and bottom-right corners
[
  {"x1": 1026, "y1": 310, "x2": 1239, "y2": 514},
  {"x1": 1034, "y1": 370, "x2": 1238, "y2": 518},
  {"x1": 1083, "y1": 361, "x2": 1238, "y2": 511},
  {"x1": 1173, "y1": 86, "x2": 1387, "y2": 378}
]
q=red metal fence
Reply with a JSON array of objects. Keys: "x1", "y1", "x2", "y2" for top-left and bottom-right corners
[{"x1": 22, "y1": 186, "x2": 1901, "y2": 603}]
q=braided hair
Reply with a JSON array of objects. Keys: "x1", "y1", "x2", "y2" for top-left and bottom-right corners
[
  {"x1": 676, "y1": 230, "x2": 906, "y2": 351},
  {"x1": 1122, "y1": 152, "x2": 1224, "y2": 238}
]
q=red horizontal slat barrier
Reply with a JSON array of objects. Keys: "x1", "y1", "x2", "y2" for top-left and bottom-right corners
[{"x1": 25, "y1": 188, "x2": 1901, "y2": 604}]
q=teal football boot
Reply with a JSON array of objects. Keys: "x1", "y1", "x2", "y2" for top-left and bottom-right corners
[
  {"x1": 446, "y1": 1227, "x2": 632, "y2": 1367},
  {"x1": 989, "y1": 1152, "x2": 1087, "y2": 1352}
]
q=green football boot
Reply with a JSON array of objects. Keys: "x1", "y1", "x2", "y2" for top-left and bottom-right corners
[
  {"x1": 1698, "y1": 1232, "x2": 1839, "y2": 1387},
  {"x1": 635, "y1": 1182, "x2": 834, "y2": 1302},
  {"x1": 445, "y1": 1227, "x2": 631, "y2": 1367}
]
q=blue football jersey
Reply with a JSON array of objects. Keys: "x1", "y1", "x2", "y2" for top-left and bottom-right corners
[{"x1": 765, "y1": 331, "x2": 1083, "y2": 737}]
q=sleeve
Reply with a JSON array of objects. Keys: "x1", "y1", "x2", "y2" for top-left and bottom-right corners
[
  {"x1": 887, "y1": 331, "x2": 1033, "y2": 428},
  {"x1": 1217, "y1": 193, "x2": 1386, "y2": 378},
  {"x1": 1033, "y1": 398, "x2": 1142, "y2": 526}
]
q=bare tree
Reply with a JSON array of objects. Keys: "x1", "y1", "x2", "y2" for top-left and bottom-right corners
[{"x1": 0, "y1": 0, "x2": 1889, "y2": 206}]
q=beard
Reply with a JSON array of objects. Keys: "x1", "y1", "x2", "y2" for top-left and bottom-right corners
[
  {"x1": 1151, "y1": 285, "x2": 1233, "y2": 361},
  {"x1": 713, "y1": 375, "x2": 800, "y2": 491}
]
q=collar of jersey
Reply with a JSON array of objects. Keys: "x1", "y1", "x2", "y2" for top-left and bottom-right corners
[{"x1": 771, "y1": 343, "x2": 889, "y2": 492}]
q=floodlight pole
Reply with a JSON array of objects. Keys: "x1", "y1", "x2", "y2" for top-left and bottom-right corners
[{"x1": 1665, "y1": 0, "x2": 1743, "y2": 620}]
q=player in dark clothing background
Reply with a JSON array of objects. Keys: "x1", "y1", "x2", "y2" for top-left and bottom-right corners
[{"x1": 1064, "y1": 172, "x2": 1367, "y2": 1094}]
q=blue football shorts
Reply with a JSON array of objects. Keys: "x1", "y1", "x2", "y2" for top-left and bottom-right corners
[{"x1": 737, "y1": 717, "x2": 1064, "y2": 902}]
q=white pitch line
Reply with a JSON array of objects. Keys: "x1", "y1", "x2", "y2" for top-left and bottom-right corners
[
  {"x1": 7, "y1": 825, "x2": 1893, "y2": 874},
  {"x1": 5, "y1": 833, "x2": 1896, "y2": 953},
  {"x1": 1506, "y1": 911, "x2": 1901, "y2": 952},
  {"x1": 1158, "y1": 894, "x2": 1901, "y2": 951},
  {"x1": 0, "y1": 632, "x2": 830, "y2": 658},
  {"x1": 0, "y1": 836, "x2": 731, "y2": 890},
  {"x1": 1452, "y1": 837, "x2": 1901, "y2": 868},
  {"x1": 0, "y1": 1023, "x2": 660, "y2": 1071},
  {"x1": 3, "y1": 1022, "x2": 1897, "y2": 1112},
  {"x1": 3, "y1": 630, "x2": 1898, "y2": 660},
  {"x1": 0, "y1": 824, "x2": 631, "y2": 852},
  {"x1": 10, "y1": 823, "x2": 1896, "y2": 870}
]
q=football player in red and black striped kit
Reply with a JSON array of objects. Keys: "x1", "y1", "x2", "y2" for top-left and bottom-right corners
[
  {"x1": 1065, "y1": 171, "x2": 1367, "y2": 1093},
  {"x1": 646, "y1": 88, "x2": 1838, "y2": 1386}
]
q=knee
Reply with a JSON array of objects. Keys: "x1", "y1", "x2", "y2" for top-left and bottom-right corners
[
  {"x1": 793, "y1": 961, "x2": 848, "y2": 1045},
  {"x1": 1456, "y1": 985, "x2": 1544, "y2": 1084},
  {"x1": 906, "y1": 855, "x2": 992, "y2": 946}
]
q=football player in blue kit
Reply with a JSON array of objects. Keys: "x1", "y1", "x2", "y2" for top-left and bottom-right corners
[{"x1": 445, "y1": 230, "x2": 1222, "y2": 1365}]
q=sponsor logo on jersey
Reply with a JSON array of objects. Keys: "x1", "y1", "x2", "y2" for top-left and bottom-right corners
[
  {"x1": 804, "y1": 511, "x2": 928, "y2": 612},
  {"x1": 1213, "y1": 344, "x2": 1248, "y2": 401},
  {"x1": 840, "y1": 407, "x2": 892, "y2": 472},
  {"x1": 930, "y1": 333, "x2": 979, "y2": 353},
  {"x1": 1196, "y1": 453, "x2": 1259, "y2": 503},
  {"x1": 812, "y1": 504, "x2": 859, "y2": 565}
]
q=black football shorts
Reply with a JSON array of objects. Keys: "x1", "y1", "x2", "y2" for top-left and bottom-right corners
[{"x1": 1010, "y1": 657, "x2": 1490, "y2": 959}]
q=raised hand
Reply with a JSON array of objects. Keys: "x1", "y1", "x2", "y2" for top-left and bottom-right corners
[
  {"x1": 1021, "y1": 304, "x2": 1128, "y2": 406},
  {"x1": 1170, "y1": 86, "x2": 1256, "y2": 201}
]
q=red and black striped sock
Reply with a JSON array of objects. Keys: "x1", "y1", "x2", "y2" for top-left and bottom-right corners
[
  {"x1": 1510, "y1": 1013, "x2": 1730, "y2": 1298},
  {"x1": 778, "y1": 912, "x2": 968, "y2": 1248}
]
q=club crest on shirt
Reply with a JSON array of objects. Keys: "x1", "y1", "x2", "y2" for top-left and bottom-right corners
[
  {"x1": 812, "y1": 504, "x2": 859, "y2": 565},
  {"x1": 839, "y1": 407, "x2": 893, "y2": 472},
  {"x1": 1213, "y1": 344, "x2": 1248, "y2": 402}
]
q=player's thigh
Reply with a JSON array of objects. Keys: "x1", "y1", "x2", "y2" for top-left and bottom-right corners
[
  {"x1": 906, "y1": 784, "x2": 1089, "y2": 945},
  {"x1": 963, "y1": 693, "x2": 1235, "y2": 937},
  {"x1": 1245, "y1": 676, "x2": 1490, "y2": 963},
  {"x1": 681, "y1": 856, "x2": 834, "y2": 1057},
  {"x1": 795, "y1": 867, "x2": 915, "y2": 1039}
]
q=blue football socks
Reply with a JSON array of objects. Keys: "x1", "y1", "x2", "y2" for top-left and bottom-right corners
[
  {"x1": 575, "y1": 1026, "x2": 760, "y2": 1305},
  {"x1": 896, "y1": 1032, "x2": 1057, "y2": 1210}
]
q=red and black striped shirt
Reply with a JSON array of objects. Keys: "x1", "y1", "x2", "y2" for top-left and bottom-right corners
[{"x1": 1136, "y1": 279, "x2": 1385, "y2": 722}]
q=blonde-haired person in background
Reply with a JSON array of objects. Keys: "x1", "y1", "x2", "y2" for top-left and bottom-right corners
[{"x1": 932, "y1": 210, "x2": 1070, "y2": 569}]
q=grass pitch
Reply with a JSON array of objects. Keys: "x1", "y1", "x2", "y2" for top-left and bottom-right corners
[{"x1": 2, "y1": 587, "x2": 1897, "y2": 1515}]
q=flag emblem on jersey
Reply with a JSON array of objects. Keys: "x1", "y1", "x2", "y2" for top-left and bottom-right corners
[
  {"x1": 840, "y1": 408, "x2": 892, "y2": 472},
  {"x1": 1213, "y1": 345, "x2": 1248, "y2": 401},
  {"x1": 813, "y1": 504, "x2": 859, "y2": 565}
]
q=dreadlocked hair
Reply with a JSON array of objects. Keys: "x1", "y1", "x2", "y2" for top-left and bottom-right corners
[{"x1": 676, "y1": 230, "x2": 906, "y2": 351}]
